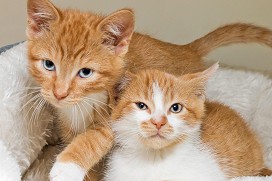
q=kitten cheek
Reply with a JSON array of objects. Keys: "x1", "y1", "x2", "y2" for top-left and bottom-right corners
[
  {"x1": 167, "y1": 116, "x2": 187, "y2": 137},
  {"x1": 169, "y1": 115, "x2": 200, "y2": 138}
]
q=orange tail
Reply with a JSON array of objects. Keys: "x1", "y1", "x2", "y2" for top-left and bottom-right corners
[{"x1": 187, "y1": 23, "x2": 272, "y2": 56}]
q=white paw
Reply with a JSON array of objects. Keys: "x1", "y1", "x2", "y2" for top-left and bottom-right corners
[{"x1": 50, "y1": 162, "x2": 86, "y2": 181}]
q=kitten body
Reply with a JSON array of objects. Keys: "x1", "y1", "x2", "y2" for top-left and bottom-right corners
[
  {"x1": 107, "y1": 133, "x2": 226, "y2": 181},
  {"x1": 26, "y1": 0, "x2": 272, "y2": 180},
  {"x1": 106, "y1": 65, "x2": 269, "y2": 180}
]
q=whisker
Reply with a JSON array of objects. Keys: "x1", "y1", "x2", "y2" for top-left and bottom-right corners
[
  {"x1": 61, "y1": 106, "x2": 75, "y2": 143},
  {"x1": 77, "y1": 103, "x2": 87, "y2": 136},
  {"x1": 26, "y1": 95, "x2": 43, "y2": 131},
  {"x1": 29, "y1": 98, "x2": 44, "y2": 130},
  {"x1": 75, "y1": 105, "x2": 79, "y2": 139},
  {"x1": 84, "y1": 98, "x2": 110, "y2": 116},
  {"x1": 83, "y1": 100, "x2": 110, "y2": 129},
  {"x1": 20, "y1": 94, "x2": 41, "y2": 112},
  {"x1": 9, "y1": 89, "x2": 41, "y2": 100},
  {"x1": 81, "y1": 100, "x2": 96, "y2": 129},
  {"x1": 83, "y1": 96, "x2": 112, "y2": 109}
]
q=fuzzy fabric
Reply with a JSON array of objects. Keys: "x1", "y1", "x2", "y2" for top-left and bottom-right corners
[
  {"x1": 0, "y1": 42, "x2": 54, "y2": 180},
  {"x1": 0, "y1": 140, "x2": 21, "y2": 181},
  {"x1": 206, "y1": 68, "x2": 272, "y2": 169},
  {"x1": 231, "y1": 177, "x2": 272, "y2": 181},
  {"x1": 0, "y1": 43, "x2": 271, "y2": 181}
]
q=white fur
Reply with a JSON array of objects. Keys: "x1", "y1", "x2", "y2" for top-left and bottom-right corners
[
  {"x1": 152, "y1": 82, "x2": 164, "y2": 118},
  {"x1": 0, "y1": 42, "x2": 54, "y2": 180},
  {"x1": 0, "y1": 140, "x2": 21, "y2": 181},
  {"x1": 107, "y1": 23, "x2": 122, "y2": 36},
  {"x1": 50, "y1": 162, "x2": 86, "y2": 181},
  {"x1": 105, "y1": 138, "x2": 226, "y2": 181},
  {"x1": 58, "y1": 91, "x2": 108, "y2": 134}
]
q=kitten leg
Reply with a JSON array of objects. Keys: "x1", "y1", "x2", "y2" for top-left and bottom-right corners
[
  {"x1": 258, "y1": 168, "x2": 272, "y2": 176},
  {"x1": 49, "y1": 126, "x2": 113, "y2": 181},
  {"x1": 23, "y1": 145, "x2": 61, "y2": 181}
]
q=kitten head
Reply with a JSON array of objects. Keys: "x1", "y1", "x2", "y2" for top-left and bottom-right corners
[
  {"x1": 111, "y1": 63, "x2": 218, "y2": 150},
  {"x1": 26, "y1": 0, "x2": 134, "y2": 108}
]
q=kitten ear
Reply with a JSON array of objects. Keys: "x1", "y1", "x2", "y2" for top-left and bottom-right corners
[
  {"x1": 97, "y1": 9, "x2": 135, "y2": 56},
  {"x1": 112, "y1": 71, "x2": 135, "y2": 102},
  {"x1": 196, "y1": 62, "x2": 219, "y2": 82},
  {"x1": 183, "y1": 63, "x2": 219, "y2": 98},
  {"x1": 27, "y1": 0, "x2": 61, "y2": 38}
]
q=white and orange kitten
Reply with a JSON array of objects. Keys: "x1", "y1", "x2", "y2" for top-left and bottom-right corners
[{"x1": 105, "y1": 64, "x2": 271, "y2": 181}]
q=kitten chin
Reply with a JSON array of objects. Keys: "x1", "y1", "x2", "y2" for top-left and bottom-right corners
[{"x1": 139, "y1": 134, "x2": 187, "y2": 150}]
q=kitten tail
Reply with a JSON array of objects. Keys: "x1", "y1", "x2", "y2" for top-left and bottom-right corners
[{"x1": 188, "y1": 23, "x2": 272, "y2": 56}]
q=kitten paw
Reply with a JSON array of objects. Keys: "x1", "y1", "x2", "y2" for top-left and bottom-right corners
[{"x1": 50, "y1": 162, "x2": 86, "y2": 181}]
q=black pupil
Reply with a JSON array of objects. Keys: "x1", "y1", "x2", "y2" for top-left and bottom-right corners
[
  {"x1": 45, "y1": 60, "x2": 54, "y2": 68},
  {"x1": 138, "y1": 103, "x2": 146, "y2": 109},
  {"x1": 172, "y1": 104, "x2": 179, "y2": 111},
  {"x1": 82, "y1": 68, "x2": 91, "y2": 75}
]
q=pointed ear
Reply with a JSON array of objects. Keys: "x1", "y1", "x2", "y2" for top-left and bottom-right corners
[
  {"x1": 182, "y1": 63, "x2": 219, "y2": 98},
  {"x1": 196, "y1": 62, "x2": 219, "y2": 82},
  {"x1": 27, "y1": 0, "x2": 61, "y2": 38},
  {"x1": 112, "y1": 71, "x2": 135, "y2": 102},
  {"x1": 97, "y1": 9, "x2": 135, "y2": 56}
]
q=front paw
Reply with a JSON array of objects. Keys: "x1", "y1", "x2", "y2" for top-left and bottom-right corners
[{"x1": 50, "y1": 162, "x2": 86, "y2": 181}]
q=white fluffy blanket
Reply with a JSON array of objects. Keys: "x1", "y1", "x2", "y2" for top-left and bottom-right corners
[
  {"x1": 0, "y1": 43, "x2": 271, "y2": 181},
  {"x1": 0, "y1": 42, "x2": 55, "y2": 181}
]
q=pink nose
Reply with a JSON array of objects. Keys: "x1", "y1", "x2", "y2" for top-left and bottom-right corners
[
  {"x1": 151, "y1": 117, "x2": 167, "y2": 129},
  {"x1": 53, "y1": 89, "x2": 69, "y2": 100}
]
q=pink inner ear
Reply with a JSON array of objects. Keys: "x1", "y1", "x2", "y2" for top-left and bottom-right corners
[
  {"x1": 98, "y1": 9, "x2": 135, "y2": 56},
  {"x1": 115, "y1": 39, "x2": 129, "y2": 56},
  {"x1": 27, "y1": 0, "x2": 60, "y2": 37},
  {"x1": 29, "y1": 14, "x2": 49, "y2": 33}
]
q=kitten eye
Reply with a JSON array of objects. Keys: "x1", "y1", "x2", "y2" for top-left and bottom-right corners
[
  {"x1": 136, "y1": 102, "x2": 148, "y2": 110},
  {"x1": 43, "y1": 60, "x2": 55, "y2": 71},
  {"x1": 170, "y1": 103, "x2": 183, "y2": 113},
  {"x1": 78, "y1": 68, "x2": 93, "y2": 78}
]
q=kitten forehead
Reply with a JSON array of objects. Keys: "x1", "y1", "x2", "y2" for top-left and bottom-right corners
[{"x1": 152, "y1": 82, "x2": 164, "y2": 116}]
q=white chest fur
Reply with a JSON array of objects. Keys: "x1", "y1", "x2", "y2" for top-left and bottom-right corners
[
  {"x1": 105, "y1": 139, "x2": 226, "y2": 181},
  {"x1": 58, "y1": 91, "x2": 108, "y2": 134}
]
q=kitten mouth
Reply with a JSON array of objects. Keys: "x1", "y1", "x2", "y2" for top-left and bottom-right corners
[
  {"x1": 47, "y1": 99, "x2": 75, "y2": 108},
  {"x1": 149, "y1": 132, "x2": 166, "y2": 139},
  {"x1": 51, "y1": 102, "x2": 67, "y2": 108}
]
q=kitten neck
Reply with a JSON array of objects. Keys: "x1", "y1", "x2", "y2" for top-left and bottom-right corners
[
  {"x1": 122, "y1": 133, "x2": 202, "y2": 162},
  {"x1": 57, "y1": 91, "x2": 109, "y2": 134}
]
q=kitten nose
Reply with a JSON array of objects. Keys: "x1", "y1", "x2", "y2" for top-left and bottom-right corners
[
  {"x1": 53, "y1": 88, "x2": 69, "y2": 100},
  {"x1": 151, "y1": 116, "x2": 167, "y2": 129}
]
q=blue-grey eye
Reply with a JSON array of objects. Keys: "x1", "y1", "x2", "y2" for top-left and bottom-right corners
[
  {"x1": 136, "y1": 102, "x2": 148, "y2": 110},
  {"x1": 170, "y1": 103, "x2": 183, "y2": 113},
  {"x1": 43, "y1": 60, "x2": 55, "y2": 71},
  {"x1": 78, "y1": 68, "x2": 93, "y2": 78}
]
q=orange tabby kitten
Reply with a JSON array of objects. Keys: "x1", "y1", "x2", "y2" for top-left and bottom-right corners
[
  {"x1": 106, "y1": 64, "x2": 271, "y2": 180},
  {"x1": 26, "y1": 0, "x2": 272, "y2": 180}
]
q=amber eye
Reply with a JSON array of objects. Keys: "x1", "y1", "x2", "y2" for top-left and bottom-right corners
[
  {"x1": 43, "y1": 60, "x2": 55, "y2": 71},
  {"x1": 170, "y1": 103, "x2": 183, "y2": 113},
  {"x1": 78, "y1": 68, "x2": 93, "y2": 78},
  {"x1": 136, "y1": 102, "x2": 148, "y2": 110}
]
